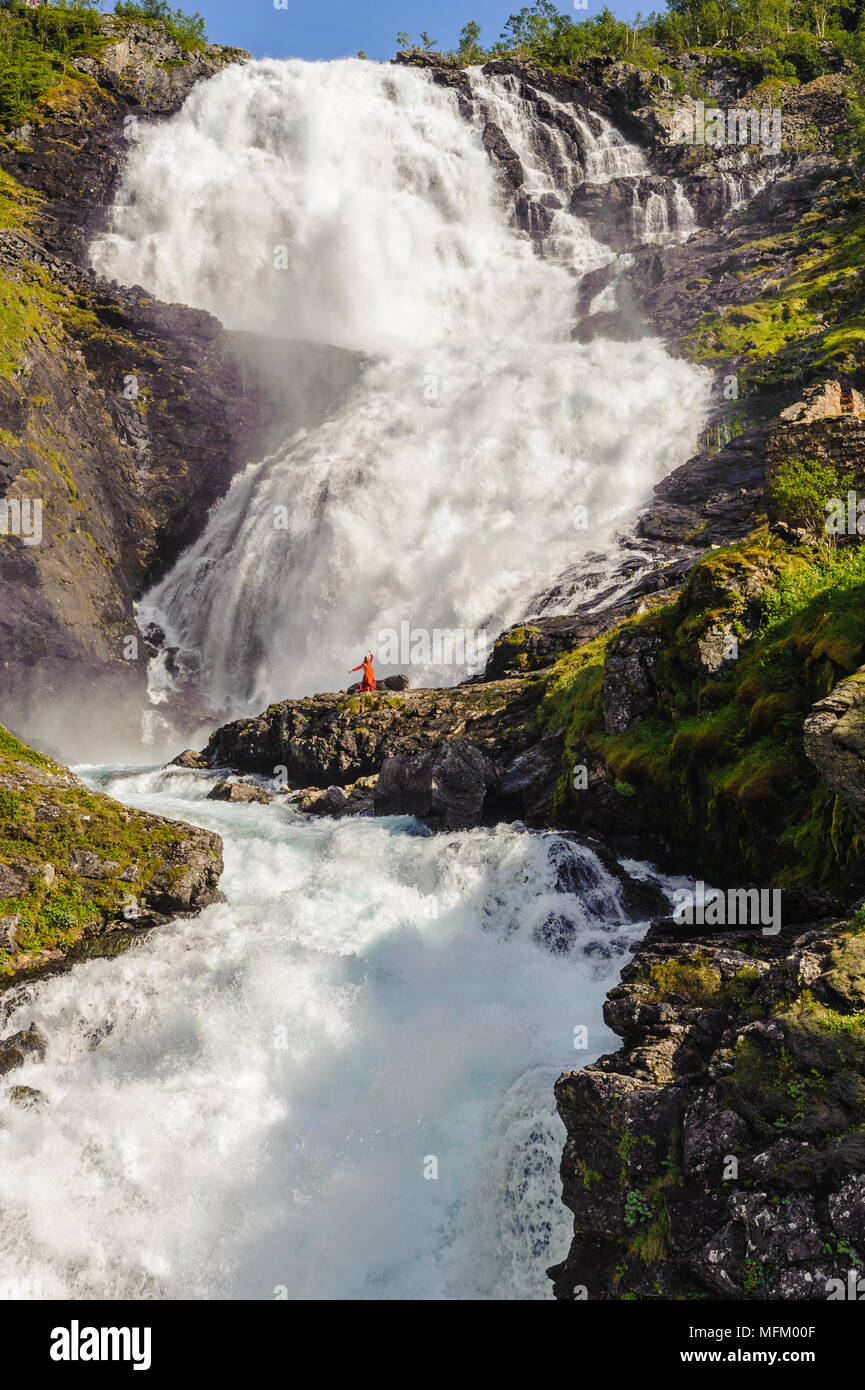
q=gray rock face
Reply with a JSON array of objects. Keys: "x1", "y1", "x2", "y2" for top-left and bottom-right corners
[
  {"x1": 602, "y1": 625, "x2": 661, "y2": 734},
  {"x1": 482, "y1": 121, "x2": 524, "y2": 189},
  {"x1": 374, "y1": 740, "x2": 497, "y2": 829},
  {"x1": 804, "y1": 668, "x2": 865, "y2": 833}
]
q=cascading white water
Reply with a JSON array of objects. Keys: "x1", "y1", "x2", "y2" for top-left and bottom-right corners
[
  {"x1": 0, "y1": 59, "x2": 716, "y2": 1304},
  {"x1": 91, "y1": 58, "x2": 711, "y2": 714},
  {"x1": 0, "y1": 765, "x2": 674, "y2": 1299}
]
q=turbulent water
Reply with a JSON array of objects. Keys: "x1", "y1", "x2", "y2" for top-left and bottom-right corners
[
  {"x1": 91, "y1": 58, "x2": 710, "y2": 713},
  {"x1": 0, "y1": 766, "x2": 673, "y2": 1299},
  {"x1": 0, "y1": 59, "x2": 712, "y2": 1301}
]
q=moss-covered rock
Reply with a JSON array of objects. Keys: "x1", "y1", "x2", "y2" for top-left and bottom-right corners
[
  {"x1": 551, "y1": 906, "x2": 865, "y2": 1300},
  {"x1": 0, "y1": 722, "x2": 223, "y2": 984}
]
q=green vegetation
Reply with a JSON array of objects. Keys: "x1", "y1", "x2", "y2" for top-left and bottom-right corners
[
  {"x1": 0, "y1": 723, "x2": 191, "y2": 973},
  {"x1": 624, "y1": 1189, "x2": 654, "y2": 1227},
  {"x1": 540, "y1": 531, "x2": 865, "y2": 891},
  {"x1": 770, "y1": 457, "x2": 853, "y2": 553},
  {"x1": 0, "y1": 255, "x2": 67, "y2": 378},
  {"x1": 0, "y1": 0, "x2": 106, "y2": 127},
  {"x1": 402, "y1": 0, "x2": 865, "y2": 84},
  {"x1": 114, "y1": 0, "x2": 206, "y2": 53},
  {"x1": 681, "y1": 183, "x2": 865, "y2": 383},
  {"x1": 0, "y1": 0, "x2": 207, "y2": 130}
]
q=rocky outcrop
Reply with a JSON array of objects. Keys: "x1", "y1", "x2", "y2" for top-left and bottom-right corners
[
  {"x1": 549, "y1": 906, "x2": 865, "y2": 1300},
  {"x1": 0, "y1": 722, "x2": 223, "y2": 985},
  {"x1": 200, "y1": 680, "x2": 557, "y2": 829},
  {"x1": 766, "y1": 380, "x2": 865, "y2": 533},
  {"x1": 804, "y1": 668, "x2": 865, "y2": 835}
]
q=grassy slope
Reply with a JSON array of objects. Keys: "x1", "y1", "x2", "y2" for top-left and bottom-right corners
[{"x1": 540, "y1": 534, "x2": 865, "y2": 892}]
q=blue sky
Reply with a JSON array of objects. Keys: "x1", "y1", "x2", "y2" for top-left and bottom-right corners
[{"x1": 195, "y1": 0, "x2": 644, "y2": 62}]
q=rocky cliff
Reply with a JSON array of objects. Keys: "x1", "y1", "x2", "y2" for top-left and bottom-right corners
[
  {"x1": 548, "y1": 901, "x2": 865, "y2": 1300},
  {"x1": 0, "y1": 16, "x2": 361, "y2": 759},
  {"x1": 4, "y1": 17, "x2": 865, "y2": 1300}
]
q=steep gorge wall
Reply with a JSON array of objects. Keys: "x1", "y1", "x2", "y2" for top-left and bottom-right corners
[{"x1": 0, "y1": 19, "x2": 362, "y2": 758}]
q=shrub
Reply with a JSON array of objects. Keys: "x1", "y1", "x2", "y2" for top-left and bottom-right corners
[
  {"x1": 114, "y1": 0, "x2": 207, "y2": 52},
  {"x1": 770, "y1": 457, "x2": 853, "y2": 554}
]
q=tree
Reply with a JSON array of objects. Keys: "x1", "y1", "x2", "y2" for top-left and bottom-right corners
[
  {"x1": 770, "y1": 457, "x2": 853, "y2": 555},
  {"x1": 457, "y1": 19, "x2": 485, "y2": 61}
]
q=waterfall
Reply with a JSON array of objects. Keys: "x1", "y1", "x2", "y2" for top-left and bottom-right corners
[
  {"x1": 91, "y1": 57, "x2": 710, "y2": 716},
  {"x1": 0, "y1": 764, "x2": 675, "y2": 1299},
  {"x1": 4, "y1": 58, "x2": 707, "y2": 1304}
]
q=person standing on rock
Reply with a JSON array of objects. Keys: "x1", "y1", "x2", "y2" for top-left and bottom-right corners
[{"x1": 350, "y1": 652, "x2": 376, "y2": 691}]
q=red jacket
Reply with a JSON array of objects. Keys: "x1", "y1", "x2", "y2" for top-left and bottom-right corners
[{"x1": 351, "y1": 657, "x2": 376, "y2": 690}]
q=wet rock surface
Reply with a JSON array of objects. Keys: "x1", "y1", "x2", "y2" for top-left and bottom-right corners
[
  {"x1": 550, "y1": 912, "x2": 865, "y2": 1300},
  {"x1": 200, "y1": 681, "x2": 550, "y2": 830}
]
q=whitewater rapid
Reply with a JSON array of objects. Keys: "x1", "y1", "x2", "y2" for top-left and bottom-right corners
[
  {"x1": 0, "y1": 767, "x2": 673, "y2": 1299},
  {"x1": 91, "y1": 58, "x2": 710, "y2": 715},
  {"x1": 0, "y1": 58, "x2": 708, "y2": 1302}
]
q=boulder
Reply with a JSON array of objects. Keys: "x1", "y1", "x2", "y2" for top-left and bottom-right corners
[
  {"x1": 0, "y1": 1023, "x2": 47, "y2": 1076},
  {"x1": 374, "y1": 740, "x2": 497, "y2": 829},
  {"x1": 492, "y1": 733, "x2": 563, "y2": 821},
  {"x1": 171, "y1": 749, "x2": 209, "y2": 769},
  {"x1": 206, "y1": 778, "x2": 272, "y2": 805}
]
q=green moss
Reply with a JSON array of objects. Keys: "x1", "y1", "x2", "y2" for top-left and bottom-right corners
[
  {"x1": 680, "y1": 188, "x2": 865, "y2": 386},
  {"x1": 641, "y1": 953, "x2": 723, "y2": 1006},
  {"x1": 540, "y1": 530, "x2": 865, "y2": 890},
  {"x1": 0, "y1": 722, "x2": 203, "y2": 970},
  {"x1": 0, "y1": 260, "x2": 67, "y2": 379}
]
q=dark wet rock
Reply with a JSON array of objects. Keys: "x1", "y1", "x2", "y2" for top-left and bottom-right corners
[
  {"x1": 0, "y1": 1023, "x2": 47, "y2": 1075},
  {"x1": 374, "y1": 740, "x2": 497, "y2": 830},
  {"x1": 682, "y1": 1092, "x2": 750, "y2": 1177},
  {"x1": 602, "y1": 625, "x2": 662, "y2": 734},
  {"x1": 4, "y1": 1084, "x2": 48, "y2": 1109},
  {"x1": 491, "y1": 734, "x2": 564, "y2": 821},
  {"x1": 206, "y1": 778, "x2": 272, "y2": 805},
  {"x1": 482, "y1": 121, "x2": 524, "y2": 190},
  {"x1": 171, "y1": 749, "x2": 209, "y2": 770}
]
